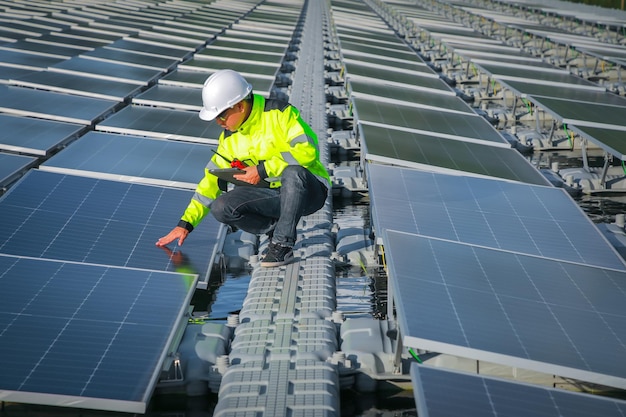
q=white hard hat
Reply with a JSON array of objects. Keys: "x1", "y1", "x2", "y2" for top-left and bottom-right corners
[{"x1": 199, "y1": 70, "x2": 253, "y2": 121}]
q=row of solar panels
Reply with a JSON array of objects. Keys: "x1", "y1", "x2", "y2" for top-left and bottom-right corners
[
  {"x1": 403, "y1": 0, "x2": 626, "y2": 158},
  {"x1": 486, "y1": 0, "x2": 626, "y2": 53},
  {"x1": 0, "y1": 0, "x2": 309, "y2": 413},
  {"x1": 329, "y1": 0, "x2": 626, "y2": 415}
]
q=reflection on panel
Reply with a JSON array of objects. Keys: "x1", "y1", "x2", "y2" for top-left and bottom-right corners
[{"x1": 0, "y1": 170, "x2": 219, "y2": 287}]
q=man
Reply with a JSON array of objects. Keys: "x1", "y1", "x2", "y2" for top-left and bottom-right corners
[{"x1": 156, "y1": 69, "x2": 330, "y2": 267}]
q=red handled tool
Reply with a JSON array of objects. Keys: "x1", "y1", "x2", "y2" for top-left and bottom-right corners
[{"x1": 212, "y1": 149, "x2": 246, "y2": 169}]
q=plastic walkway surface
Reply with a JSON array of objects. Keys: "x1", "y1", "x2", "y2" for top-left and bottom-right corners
[{"x1": 212, "y1": 1, "x2": 342, "y2": 415}]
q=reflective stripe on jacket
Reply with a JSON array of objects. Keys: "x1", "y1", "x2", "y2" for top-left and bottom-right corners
[{"x1": 178, "y1": 94, "x2": 331, "y2": 231}]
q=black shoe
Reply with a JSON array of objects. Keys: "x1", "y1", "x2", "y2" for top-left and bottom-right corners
[{"x1": 260, "y1": 242, "x2": 294, "y2": 267}]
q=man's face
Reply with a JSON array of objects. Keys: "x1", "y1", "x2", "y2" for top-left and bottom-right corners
[{"x1": 215, "y1": 102, "x2": 245, "y2": 131}]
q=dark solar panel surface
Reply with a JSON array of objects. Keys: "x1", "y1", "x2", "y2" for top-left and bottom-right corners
[
  {"x1": 367, "y1": 163, "x2": 626, "y2": 270},
  {"x1": 0, "y1": 254, "x2": 196, "y2": 413},
  {"x1": 40, "y1": 131, "x2": 212, "y2": 187},
  {"x1": 354, "y1": 97, "x2": 508, "y2": 145},
  {"x1": 412, "y1": 364, "x2": 626, "y2": 417},
  {"x1": 360, "y1": 124, "x2": 549, "y2": 185},
  {"x1": 0, "y1": 170, "x2": 218, "y2": 279},
  {"x1": 386, "y1": 230, "x2": 626, "y2": 389}
]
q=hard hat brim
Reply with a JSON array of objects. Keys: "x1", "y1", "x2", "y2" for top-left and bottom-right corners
[{"x1": 198, "y1": 107, "x2": 218, "y2": 121}]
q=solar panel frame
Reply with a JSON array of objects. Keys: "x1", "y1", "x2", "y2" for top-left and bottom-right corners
[
  {"x1": 0, "y1": 170, "x2": 221, "y2": 288},
  {"x1": 474, "y1": 61, "x2": 599, "y2": 88},
  {"x1": 341, "y1": 49, "x2": 430, "y2": 70},
  {"x1": 0, "y1": 85, "x2": 120, "y2": 125},
  {"x1": 353, "y1": 97, "x2": 509, "y2": 146},
  {"x1": 497, "y1": 78, "x2": 618, "y2": 103},
  {"x1": 79, "y1": 47, "x2": 180, "y2": 71},
  {"x1": 385, "y1": 230, "x2": 626, "y2": 389},
  {"x1": 95, "y1": 105, "x2": 222, "y2": 144},
  {"x1": 569, "y1": 124, "x2": 626, "y2": 160},
  {"x1": 0, "y1": 254, "x2": 197, "y2": 413},
  {"x1": 367, "y1": 163, "x2": 626, "y2": 270},
  {"x1": 0, "y1": 40, "x2": 83, "y2": 59},
  {"x1": 0, "y1": 48, "x2": 66, "y2": 70},
  {"x1": 178, "y1": 58, "x2": 280, "y2": 78},
  {"x1": 348, "y1": 79, "x2": 469, "y2": 113},
  {"x1": 528, "y1": 95, "x2": 626, "y2": 132},
  {"x1": 48, "y1": 56, "x2": 163, "y2": 86},
  {"x1": 411, "y1": 364, "x2": 626, "y2": 417},
  {"x1": 39, "y1": 131, "x2": 213, "y2": 188},
  {"x1": 132, "y1": 84, "x2": 202, "y2": 111},
  {"x1": 9, "y1": 70, "x2": 145, "y2": 102},
  {"x1": 0, "y1": 153, "x2": 37, "y2": 189},
  {"x1": 359, "y1": 124, "x2": 550, "y2": 185},
  {"x1": 157, "y1": 69, "x2": 274, "y2": 95},
  {"x1": 0, "y1": 113, "x2": 86, "y2": 156},
  {"x1": 338, "y1": 39, "x2": 421, "y2": 62}
]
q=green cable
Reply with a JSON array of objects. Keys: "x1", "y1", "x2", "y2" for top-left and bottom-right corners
[
  {"x1": 622, "y1": 160, "x2": 626, "y2": 176},
  {"x1": 563, "y1": 124, "x2": 573, "y2": 149},
  {"x1": 409, "y1": 348, "x2": 423, "y2": 363},
  {"x1": 522, "y1": 98, "x2": 532, "y2": 115}
]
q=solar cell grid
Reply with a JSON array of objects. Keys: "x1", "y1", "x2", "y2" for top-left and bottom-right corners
[
  {"x1": 0, "y1": 170, "x2": 219, "y2": 285},
  {"x1": 348, "y1": 79, "x2": 466, "y2": 112},
  {"x1": 353, "y1": 97, "x2": 508, "y2": 145},
  {"x1": 530, "y1": 96, "x2": 626, "y2": 131},
  {"x1": 0, "y1": 113, "x2": 85, "y2": 156},
  {"x1": 40, "y1": 131, "x2": 213, "y2": 188},
  {"x1": 386, "y1": 230, "x2": 626, "y2": 389},
  {"x1": 95, "y1": 105, "x2": 223, "y2": 144},
  {"x1": 412, "y1": 364, "x2": 626, "y2": 417},
  {"x1": 359, "y1": 124, "x2": 549, "y2": 185},
  {"x1": 367, "y1": 164, "x2": 626, "y2": 270},
  {"x1": 0, "y1": 154, "x2": 37, "y2": 189},
  {"x1": 0, "y1": 254, "x2": 196, "y2": 413}
]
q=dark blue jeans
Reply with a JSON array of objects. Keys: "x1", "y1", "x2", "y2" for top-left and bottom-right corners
[{"x1": 210, "y1": 166, "x2": 328, "y2": 247}]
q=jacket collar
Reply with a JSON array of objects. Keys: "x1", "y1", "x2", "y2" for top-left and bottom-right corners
[{"x1": 236, "y1": 94, "x2": 263, "y2": 135}]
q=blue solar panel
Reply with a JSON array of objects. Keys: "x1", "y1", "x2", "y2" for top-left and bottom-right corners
[
  {"x1": 0, "y1": 113, "x2": 86, "y2": 156},
  {"x1": 0, "y1": 170, "x2": 220, "y2": 287},
  {"x1": 367, "y1": 163, "x2": 626, "y2": 270},
  {"x1": 412, "y1": 364, "x2": 626, "y2": 417},
  {"x1": 40, "y1": 131, "x2": 213, "y2": 188},
  {"x1": 0, "y1": 153, "x2": 37, "y2": 189},
  {"x1": 95, "y1": 105, "x2": 222, "y2": 144},
  {"x1": 0, "y1": 254, "x2": 196, "y2": 413},
  {"x1": 386, "y1": 230, "x2": 626, "y2": 390}
]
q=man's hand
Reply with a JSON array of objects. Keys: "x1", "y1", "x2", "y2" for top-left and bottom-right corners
[
  {"x1": 156, "y1": 226, "x2": 189, "y2": 247},
  {"x1": 234, "y1": 165, "x2": 261, "y2": 185}
]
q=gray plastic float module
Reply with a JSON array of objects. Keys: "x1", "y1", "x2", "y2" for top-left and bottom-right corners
[
  {"x1": 229, "y1": 318, "x2": 338, "y2": 364},
  {"x1": 214, "y1": 359, "x2": 340, "y2": 417},
  {"x1": 239, "y1": 258, "x2": 336, "y2": 322}
]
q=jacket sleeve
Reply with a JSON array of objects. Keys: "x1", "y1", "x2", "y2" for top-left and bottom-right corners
[{"x1": 178, "y1": 157, "x2": 224, "y2": 231}]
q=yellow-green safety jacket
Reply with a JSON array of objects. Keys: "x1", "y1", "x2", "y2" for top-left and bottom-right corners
[{"x1": 177, "y1": 94, "x2": 331, "y2": 232}]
